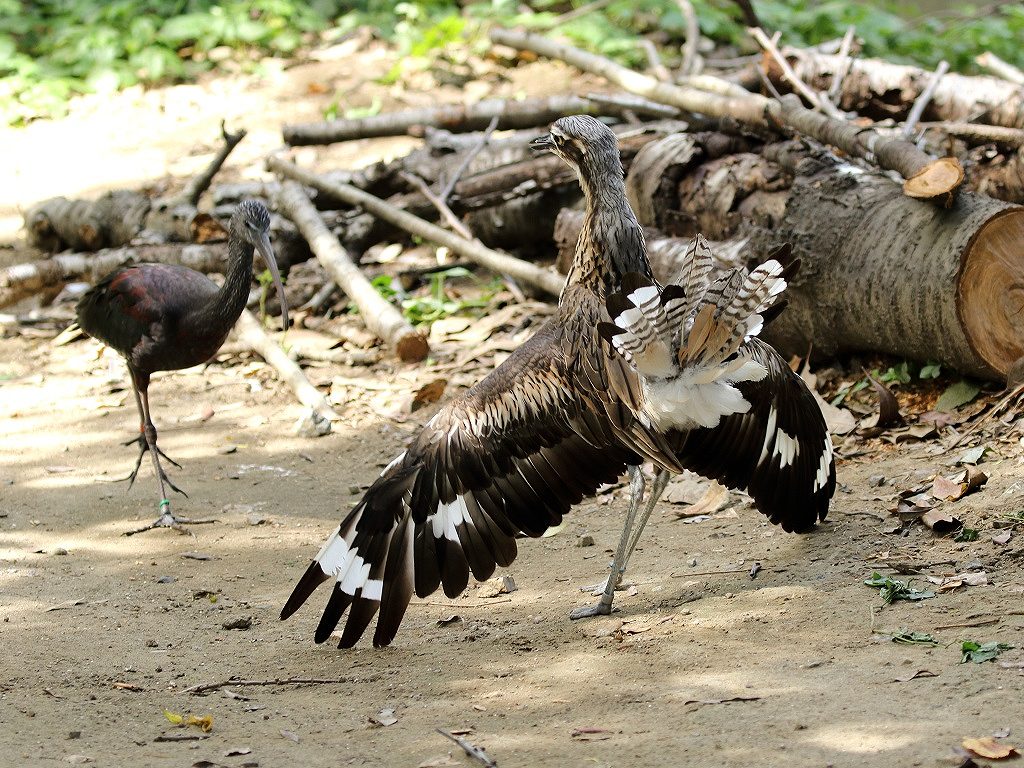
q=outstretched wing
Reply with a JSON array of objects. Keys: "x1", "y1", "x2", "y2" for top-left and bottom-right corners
[
  {"x1": 672, "y1": 338, "x2": 835, "y2": 532},
  {"x1": 282, "y1": 319, "x2": 637, "y2": 647}
]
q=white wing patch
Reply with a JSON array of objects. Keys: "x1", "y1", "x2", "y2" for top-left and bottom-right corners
[
  {"x1": 314, "y1": 522, "x2": 384, "y2": 602},
  {"x1": 772, "y1": 427, "x2": 800, "y2": 468},
  {"x1": 430, "y1": 494, "x2": 470, "y2": 542},
  {"x1": 813, "y1": 436, "x2": 834, "y2": 492}
]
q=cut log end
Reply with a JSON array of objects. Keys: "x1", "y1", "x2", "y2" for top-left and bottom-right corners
[
  {"x1": 903, "y1": 157, "x2": 965, "y2": 202},
  {"x1": 395, "y1": 330, "x2": 430, "y2": 363},
  {"x1": 959, "y1": 207, "x2": 1024, "y2": 378}
]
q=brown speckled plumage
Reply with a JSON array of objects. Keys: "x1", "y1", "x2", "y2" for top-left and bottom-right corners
[{"x1": 283, "y1": 116, "x2": 834, "y2": 647}]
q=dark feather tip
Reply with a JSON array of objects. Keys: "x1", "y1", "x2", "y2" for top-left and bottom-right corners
[{"x1": 597, "y1": 322, "x2": 625, "y2": 345}]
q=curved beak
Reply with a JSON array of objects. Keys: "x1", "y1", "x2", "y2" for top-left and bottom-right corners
[
  {"x1": 530, "y1": 133, "x2": 555, "y2": 154},
  {"x1": 255, "y1": 231, "x2": 289, "y2": 330}
]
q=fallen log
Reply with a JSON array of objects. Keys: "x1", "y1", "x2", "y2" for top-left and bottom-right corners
[
  {"x1": 233, "y1": 309, "x2": 340, "y2": 422},
  {"x1": 268, "y1": 156, "x2": 566, "y2": 297},
  {"x1": 274, "y1": 181, "x2": 429, "y2": 363},
  {"x1": 768, "y1": 49, "x2": 1024, "y2": 130},
  {"x1": 0, "y1": 243, "x2": 230, "y2": 309},
  {"x1": 489, "y1": 27, "x2": 964, "y2": 204},
  {"x1": 747, "y1": 157, "x2": 1024, "y2": 380},
  {"x1": 283, "y1": 95, "x2": 599, "y2": 146},
  {"x1": 0, "y1": 228, "x2": 311, "y2": 311}
]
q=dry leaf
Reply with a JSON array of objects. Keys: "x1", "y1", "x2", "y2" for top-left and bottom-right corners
[
  {"x1": 370, "y1": 708, "x2": 398, "y2": 727},
  {"x1": 962, "y1": 737, "x2": 1018, "y2": 759},
  {"x1": 867, "y1": 374, "x2": 904, "y2": 429},
  {"x1": 571, "y1": 727, "x2": 614, "y2": 741},
  {"x1": 112, "y1": 682, "x2": 144, "y2": 692},
  {"x1": 224, "y1": 748, "x2": 251, "y2": 757},
  {"x1": 931, "y1": 475, "x2": 963, "y2": 500},
  {"x1": 920, "y1": 508, "x2": 962, "y2": 534},
  {"x1": 674, "y1": 481, "x2": 729, "y2": 518},
  {"x1": 279, "y1": 729, "x2": 300, "y2": 743},
  {"x1": 411, "y1": 379, "x2": 447, "y2": 411},
  {"x1": 164, "y1": 711, "x2": 213, "y2": 733},
  {"x1": 682, "y1": 695, "x2": 761, "y2": 706},
  {"x1": 893, "y1": 669, "x2": 937, "y2": 682},
  {"x1": 992, "y1": 530, "x2": 1012, "y2": 545}
]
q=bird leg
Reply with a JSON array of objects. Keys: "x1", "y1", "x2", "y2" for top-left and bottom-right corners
[
  {"x1": 122, "y1": 374, "x2": 213, "y2": 537},
  {"x1": 570, "y1": 465, "x2": 647, "y2": 619},
  {"x1": 570, "y1": 468, "x2": 672, "y2": 619}
]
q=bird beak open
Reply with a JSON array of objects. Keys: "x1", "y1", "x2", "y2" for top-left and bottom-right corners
[
  {"x1": 530, "y1": 133, "x2": 555, "y2": 154},
  {"x1": 255, "y1": 232, "x2": 289, "y2": 330}
]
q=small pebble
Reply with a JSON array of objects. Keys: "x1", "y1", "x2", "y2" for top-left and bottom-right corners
[
  {"x1": 223, "y1": 617, "x2": 253, "y2": 631},
  {"x1": 155, "y1": 576, "x2": 176, "y2": 584},
  {"x1": 295, "y1": 410, "x2": 331, "y2": 438},
  {"x1": 576, "y1": 534, "x2": 595, "y2": 548},
  {"x1": 53, "y1": 547, "x2": 68, "y2": 556}
]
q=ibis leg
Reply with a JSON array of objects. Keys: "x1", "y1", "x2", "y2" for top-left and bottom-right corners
[
  {"x1": 570, "y1": 465, "x2": 646, "y2": 619},
  {"x1": 123, "y1": 372, "x2": 213, "y2": 537}
]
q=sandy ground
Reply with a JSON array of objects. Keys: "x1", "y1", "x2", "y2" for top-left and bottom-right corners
[{"x1": 2, "y1": 37, "x2": 1024, "y2": 768}]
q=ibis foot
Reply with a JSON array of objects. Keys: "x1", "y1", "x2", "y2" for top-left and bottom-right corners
[{"x1": 123, "y1": 508, "x2": 218, "y2": 537}]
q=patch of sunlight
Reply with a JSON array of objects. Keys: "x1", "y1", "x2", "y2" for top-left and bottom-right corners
[
  {"x1": 802, "y1": 723, "x2": 928, "y2": 753},
  {"x1": 670, "y1": 669, "x2": 801, "y2": 699}
]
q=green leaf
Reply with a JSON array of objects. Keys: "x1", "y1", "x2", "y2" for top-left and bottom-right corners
[
  {"x1": 960, "y1": 640, "x2": 1014, "y2": 663},
  {"x1": 864, "y1": 572, "x2": 935, "y2": 604},
  {"x1": 935, "y1": 381, "x2": 981, "y2": 412},
  {"x1": 919, "y1": 362, "x2": 941, "y2": 379},
  {"x1": 891, "y1": 629, "x2": 938, "y2": 646}
]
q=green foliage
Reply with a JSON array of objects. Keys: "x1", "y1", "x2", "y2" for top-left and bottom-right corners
[
  {"x1": 6, "y1": 0, "x2": 1024, "y2": 126},
  {"x1": 400, "y1": 266, "x2": 499, "y2": 326},
  {"x1": 891, "y1": 629, "x2": 938, "y2": 646},
  {"x1": 919, "y1": 362, "x2": 941, "y2": 379},
  {"x1": 960, "y1": 639, "x2": 1014, "y2": 663},
  {"x1": 0, "y1": 0, "x2": 344, "y2": 124},
  {"x1": 864, "y1": 572, "x2": 935, "y2": 604},
  {"x1": 954, "y1": 527, "x2": 980, "y2": 542}
]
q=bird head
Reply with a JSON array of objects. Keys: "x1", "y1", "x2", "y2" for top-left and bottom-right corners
[
  {"x1": 530, "y1": 115, "x2": 621, "y2": 181},
  {"x1": 234, "y1": 199, "x2": 289, "y2": 330}
]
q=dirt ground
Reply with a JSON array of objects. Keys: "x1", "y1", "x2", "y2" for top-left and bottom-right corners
[{"x1": 2, "y1": 38, "x2": 1024, "y2": 768}]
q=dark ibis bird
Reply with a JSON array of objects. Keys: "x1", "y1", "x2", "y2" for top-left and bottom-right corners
[
  {"x1": 76, "y1": 199, "x2": 288, "y2": 535},
  {"x1": 281, "y1": 115, "x2": 835, "y2": 647}
]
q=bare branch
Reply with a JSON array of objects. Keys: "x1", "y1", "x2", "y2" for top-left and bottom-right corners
[
  {"x1": 436, "y1": 729, "x2": 497, "y2": 768},
  {"x1": 976, "y1": 51, "x2": 1024, "y2": 85},
  {"x1": 903, "y1": 60, "x2": 949, "y2": 138},
  {"x1": 269, "y1": 156, "x2": 566, "y2": 297},
  {"x1": 675, "y1": 0, "x2": 701, "y2": 78},
  {"x1": 274, "y1": 180, "x2": 429, "y2": 362},
  {"x1": 233, "y1": 309, "x2": 340, "y2": 421}
]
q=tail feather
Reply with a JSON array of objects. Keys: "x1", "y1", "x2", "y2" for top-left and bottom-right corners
[{"x1": 603, "y1": 237, "x2": 794, "y2": 433}]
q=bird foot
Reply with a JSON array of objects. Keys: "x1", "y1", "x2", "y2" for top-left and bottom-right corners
[
  {"x1": 123, "y1": 510, "x2": 217, "y2": 537},
  {"x1": 569, "y1": 601, "x2": 615, "y2": 620},
  {"x1": 118, "y1": 439, "x2": 188, "y2": 497}
]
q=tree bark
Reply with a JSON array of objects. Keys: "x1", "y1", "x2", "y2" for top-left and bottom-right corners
[
  {"x1": 748, "y1": 162, "x2": 1024, "y2": 380},
  {"x1": 768, "y1": 50, "x2": 1024, "y2": 130},
  {"x1": 274, "y1": 181, "x2": 429, "y2": 363},
  {"x1": 489, "y1": 27, "x2": 964, "y2": 204},
  {"x1": 283, "y1": 95, "x2": 599, "y2": 146}
]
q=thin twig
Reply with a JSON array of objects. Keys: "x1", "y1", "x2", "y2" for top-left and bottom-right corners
[
  {"x1": 176, "y1": 121, "x2": 248, "y2": 207},
  {"x1": 829, "y1": 25, "x2": 857, "y2": 99},
  {"x1": 401, "y1": 171, "x2": 474, "y2": 240},
  {"x1": 750, "y1": 27, "x2": 840, "y2": 118},
  {"x1": 639, "y1": 39, "x2": 671, "y2": 83},
  {"x1": 922, "y1": 121, "x2": 1024, "y2": 148},
  {"x1": 269, "y1": 156, "x2": 565, "y2": 297},
  {"x1": 439, "y1": 116, "x2": 499, "y2": 202},
  {"x1": 584, "y1": 92, "x2": 681, "y2": 119},
  {"x1": 185, "y1": 676, "x2": 368, "y2": 695},
  {"x1": 436, "y1": 728, "x2": 497, "y2": 768},
  {"x1": 903, "y1": 60, "x2": 949, "y2": 139},
  {"x1": 675, "y1": 0, "x2": 701, "y2": 78},
  {"x1": 670, "y1": 567, "x2": 751, "y2": 578},
  {"x1": 934, "y1": 617, "x2": 1000, "y2": 631}
]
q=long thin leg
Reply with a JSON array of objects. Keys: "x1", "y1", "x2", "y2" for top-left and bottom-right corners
[
  {"x1": 120, "y1": 379, "x2": 182, "y2": 490},
  {"x1": 123, "y1": 372, "x2": 214, "y2": 537},
  {"x1": 570, "y1": 466, "x2": 646, "y2": 619},
  {"x1": 622, "y1": 468, "x2": 670, "y2": 569}
]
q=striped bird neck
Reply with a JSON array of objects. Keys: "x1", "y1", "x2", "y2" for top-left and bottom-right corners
[{"x1": 562, "y1": 173, "x2": 654, "y2": 300}]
